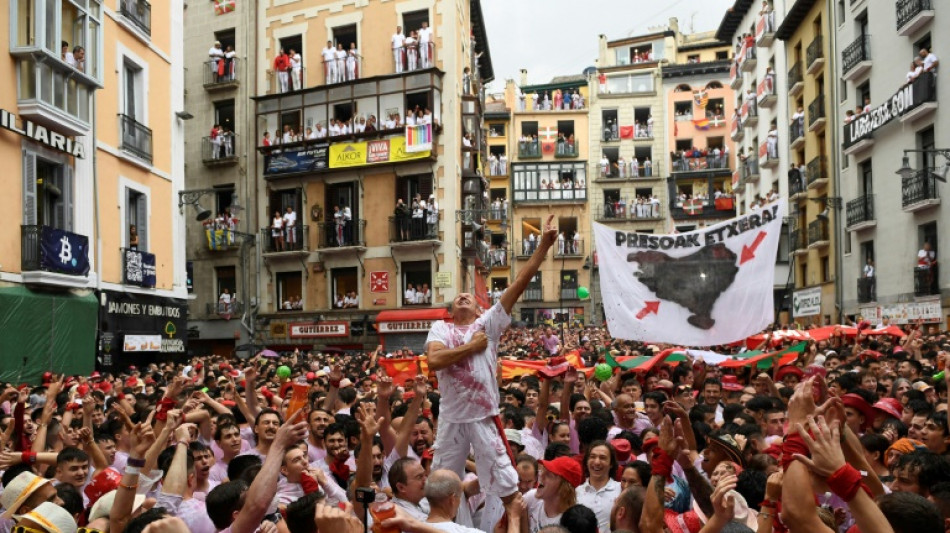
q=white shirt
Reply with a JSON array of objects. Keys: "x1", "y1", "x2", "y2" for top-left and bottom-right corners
[
  {"x1": 419, "y1": 27, "x2": 433, "y2": 43},
  {"x1": 392, "y1": 32, "x2": 405, "y2": 49},
  {"x1": 428, "y1": 524, "x2": 481, "y2": 533},
  {"x1": 219, "y1": 293, "x2": 231, "y2": 304},
  {"x1": 924, "y1": 52, "x2": 938, "y2": 71},
  {"x1": 405, "y1": 289, "x2": 417, "y2": 302},
  {"x1": 522, "y1": 489, "x2": 562, "y2": 533},
  {"x1": 393, "y1": 497, "x2": 430, "y2": 522},
  {"x1": 209, "y1": 46, "x2": 224, "y2": 59},
  {"x1": 321, "y1": 47, "x2": 336, "y2": 63},
  {"x1": 314, "y1": 127, "x2": 327, "y2": 138},
  {"x1": 290, "y1": 53, "x2": 301, "y2": 69},
  {"x1": 283, "y1": 210, "x2": 297, "y2": 227},
  {"x1": 425, "y1": 302, "x2": 511, "y2": 423},
  {"x1": 575, "y1": 479, "x2": 621, "y2": 533}
]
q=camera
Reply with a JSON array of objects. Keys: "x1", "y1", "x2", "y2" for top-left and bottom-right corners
[{"x1": 355, "y1": 487, "x2": 376, "y2": 504}]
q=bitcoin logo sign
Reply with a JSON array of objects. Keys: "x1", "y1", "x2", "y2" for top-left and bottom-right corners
[{"x1": 59, "y1": 236, "x2": 73, "y2": 265}]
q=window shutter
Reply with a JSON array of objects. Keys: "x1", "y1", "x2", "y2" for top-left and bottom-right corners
[
  {"x1": 419, "y1": 174, "x2": 433, "y2": 199},
  {"x1": 53, "y1": 167, "x2": 67, "y2": 230},
  {"x1": 22, "y1": 152, "x2": 37, "y2": 225},
  {"x1": 64, "y1": 165, "x2": 74, "y2": 231},
  {"x1": 136, "y1": 193, "x2": 148, "y2": 251}
]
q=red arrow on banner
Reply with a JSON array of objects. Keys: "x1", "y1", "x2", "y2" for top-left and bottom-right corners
[
  {"x1": 636, "y1": 301, "x2": 660, "y2": 320},
  {"x1": 740, "y1": 231, "x2": 767, "y2": 265}
]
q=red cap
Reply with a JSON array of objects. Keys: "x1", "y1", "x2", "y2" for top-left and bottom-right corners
[
  {"x1": 538, "y1": 456, "x2": 583, "y2": 488},
  {"x1": 125, "y1": 377, "x2": 138, "y2": 388},
  {"x1": 228, "y1": 370, "x2": 241, "y2": 378},
  {"x1": 775, "y1": 365, "x2": 804, "y2": 382},
  {"x1": 77, "y1": 384, "x2": 90, "y2": 397},
  {"x1": 421, "y1": 449, "x2": 434, "y2": 461},
  {"x1": 42, "y1": 372, "x2": 53, "y2": 383},
  {"x1": 610, "y1": 438, "x2": 632, "y2": 462},
  {"x1": 642, "y1": 437, "x2": 659, "y2": 454},
  {"x1": 721, "y1": 375, "x2": 744, "y2": 392},
  {"x1": 195, "y1": 363, "x2": 203, "y2": 370},
  {"x1": 91, "y1": 371, "x2": 102, "y2": 381},
  {"x1": 144, "y1": 377, "x2": 155, "y2": 386},
  {"x1": 84, "y1": 467, "x2": 122, "y2": 507},
  {"x1": 306, "y1": 372, "x2": 316, "y2": 381},
  {"x1": 219, "y1": 363, "x2": 230, "y2": 370},
  {"x1": 874, "y1": 398, "x2": 903, "y2": 420},
  {"x1": 128, "y1": 366, "x2": 137, "y2": 371},
  {"x1": 842, "y1": 393, "x2": 875, "y2": 431},
  {"x1": 403, "y1": 391, "x2": 416, "y2": 401},
  {"x1": 97, "y1": 381, "x2": 113, "y2": 394}
]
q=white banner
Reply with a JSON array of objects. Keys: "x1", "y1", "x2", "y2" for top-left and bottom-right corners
[
  {"x1": 859, "y1": 301, "x2": 943, "y2": 324},
  {"x1": 593, "y1": 201, "x2": 786, "y2": 346}
]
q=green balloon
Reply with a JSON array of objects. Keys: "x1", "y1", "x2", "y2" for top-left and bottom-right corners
[
  {"x1": 277, "y1": 365, "x2": 292, "y2": 379},
  {"x1": 594, "y1": 363, "x2": 613, "y2": 381},
  {"x1": 577, "y1": 286, "x2": 590, "y2": 299}
]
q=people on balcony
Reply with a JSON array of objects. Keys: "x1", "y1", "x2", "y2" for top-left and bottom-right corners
[
  {"x1": 283, "y1": 206, "x2": 297, "y2": 249},
  {"x1": 271, "y1": 210, "x2": 285, "y2": 251},
  {"x1": 760, "y1": 1, "x2": 774, "y2": 33},
  {"x1": 346, "y1": 43, "x2": 360, "y2": 81},
  {"x1": 920, "y1": 48, "x2": 939, "y2": 74},
  {"x1": 274, "y1": 48, "x2": 290, "y2": 93},
  {"x1": 419, "y1": 21, "x2": 433, "y2": 68},
  {"x1": 767, "y1": 125, "x2": 778, "y2": 158},
  {"x1": 791, "y1": 106, "x2": 805, "y2": 139},
  {"x1": 218, "y1": 288, "x2": 232, "y2": 314},
  {"x1": 290, "y1": 48, "x2": 303, "y2": 91},
  {"x1": 426, "y1": 195, "x2": 439, "y2": 238},
  {"x1": 763, "y1": 67, "x2": 775, "y2": 93},
  {"x1": 322, "y1": 41, "x2": 337, "y2": 84},
  {"x1": 405, "y1": 31, "x2": 419, "y2": 70},
  {"x1": 209, "y1": 41, "x2": 224, "y2": 81},
  {"x1": 644, "y1": 156, "x2": 652, "y2": 176},
  {"x1": 392, "y1": 26, "x2": 406, "y2": 73}
]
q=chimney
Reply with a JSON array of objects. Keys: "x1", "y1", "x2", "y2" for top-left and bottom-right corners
[{"x1": 520, "y1": 69, "x2": 528, "y2": 87}]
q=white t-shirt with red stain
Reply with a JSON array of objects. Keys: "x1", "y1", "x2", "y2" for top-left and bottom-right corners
[{"x1": 425, "y1": 302, "x2": 511, "y2": 424}]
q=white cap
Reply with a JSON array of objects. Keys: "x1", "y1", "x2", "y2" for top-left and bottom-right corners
[
  {"x1": 1, "y1": 472, "x2": 51, "y2": 519},
  {"x1": 504, "y1": 429, "x2": 523, "y2": 446},
  {"x1": 89, "y1": 490, "x2": 147, "y2": 522},
  {"x1": 14, "y1": 501, "x2": 77, "y2": 533}
]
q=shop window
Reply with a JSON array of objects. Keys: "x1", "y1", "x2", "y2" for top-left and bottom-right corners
[
  {"x1": 402, "y1": 261, "x2": 432, "y2": 306},
  {"x1": 331, "y1": 267, "x2": 359, "y2": 308},
  {"x1": 277, "y1": 271, "x2": 303, "y2": 311}
]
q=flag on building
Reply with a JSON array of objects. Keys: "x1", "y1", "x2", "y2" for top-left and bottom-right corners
[
  {"x1": 693, "y1": 90, "x2": 709, "y2": 109},
  {"x1": 592, "y1": 200, "x2": 786, "y2": 346},
  {"x1": 683, "y1": 199, "x2": 704, "y2": 215},
  {"x1": 692, "y1": 118, "x2": 711, "y2": 130},
  {"x1": 405, "y1": 123, "x2": 432, "y2": 152},
  {"x1": 214, "y1": 0, "x2": 235, "y2": 15},
  {"x1": 619, "y1": 125, "x2": 634, "y2": 139}
]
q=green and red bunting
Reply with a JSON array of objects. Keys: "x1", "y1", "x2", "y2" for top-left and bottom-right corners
[
  {"x1": 719, "y1": 341, "x2": 808, "y2": 370},
  {"x1": 605, "y1": 348, "x2": 688, "y2": 373}
]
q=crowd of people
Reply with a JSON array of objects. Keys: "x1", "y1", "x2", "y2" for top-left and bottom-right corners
[
  {"x1": 260, "y1": 106, "x2": 437, "y2": 150},
  {"x1": 602, "y1": 195, "x2": 662, "y2": 220},
  {"x1": 394, "y1": 196, "x2": 440, "y2": 242},
  {"x1": 600, "y1": 154, "x2": 654, "y2": 178},
  {"x1": 2, "y1": 217, "x2": 949, "y2": 533},
  {"x1": 517, "y1": 89, "x2": 586, "y2": 112}
]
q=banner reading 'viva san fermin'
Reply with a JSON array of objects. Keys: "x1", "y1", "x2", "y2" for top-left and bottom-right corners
[
  {"x1": 329, "y1": 135, "x2": 431, "y2": 169},
  {"x1": 593, "y1": 200, "x2": 786, "y2": 346}
]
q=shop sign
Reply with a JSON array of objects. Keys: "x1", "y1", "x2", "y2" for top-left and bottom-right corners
[
  {"x1": 434, "y1": 271, "x2": 452, "y2": 288},
  {"x1": 329, "y1": 135, "x2": 431, "y2": 169},
  {"x1": 100, "y1": 292, "x2": 188, "y2": 355},
  {"x1": 378, "y1": 320, "x2": 437, "y2": 333},
  {"x1": 123, "y1": 249, "x2": 157, "y2": 288},
  {"x1": 792, "y1": 287, "x2": 822, "y2": 317},
  {"x1": 843, "y1": 72, "x2": 936, "y2": 148},
  {"x1": 859, "y1": 301, "x2": 942, "y2": 324},
  {"x1": 0, "y1": 109, "x2": 85, "y2": 158},
  {"x1": 289, "y1": 321, "x2": 349, "y2": 338},
  {"x1": 124, "y1": 334, "x2": 162, "y2": 352},
  {"x1": 373, "y1": 298, "x2": 387, "y2": 305}
]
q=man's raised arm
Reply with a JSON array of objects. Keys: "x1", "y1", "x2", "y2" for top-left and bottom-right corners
[{"x1": 501, "y1": 214, "x2": 556, "y2": 313}]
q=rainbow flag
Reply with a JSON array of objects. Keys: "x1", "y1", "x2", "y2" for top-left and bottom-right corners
[{"x1": 405, "y1": 123, "x2": 432, "y2": 153}]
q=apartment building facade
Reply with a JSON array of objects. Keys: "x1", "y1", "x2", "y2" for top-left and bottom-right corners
[
  {"x1": 250, "y1": 0, "x2": 493, "y2": 352},
  {"x1": 836, "y1": 0, "x2": 946, "y2": 325},
  {"x1": 1, "y1": 0, "x2": 188, "y2": 379}
]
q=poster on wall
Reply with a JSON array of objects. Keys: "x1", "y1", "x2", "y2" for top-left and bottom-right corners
[{"x1": 123, "y1": 249, "x2": 157, "y2": 288}]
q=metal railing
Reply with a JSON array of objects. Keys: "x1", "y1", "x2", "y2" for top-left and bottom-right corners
[
  {"x1": 560, "y1": 286, "x2": 580, "y2": 301},
  {"x1": 808, "y1": 96, "x2": 826, "y2": 128},
  {"x1": 741, "y1": 45, "x2": 757, "y2": 68},
  {"x1": 271, "y1": 67, "x2": 306, "y2": 94},
  {"x1": 119, "y1": 114, "x2": 153, "y2": 163},
  {"x1": 790, "y1": 228, "x2": 807, "y2": 251},
  {"x1": 598, "y1": 162, "x2": 657, "y2": 179},
  {"x1": 486, "y1": 248, "x2": 511, "y2": 268},
  {"x1": 897, "y1": 0, "x2": 932, "y2": 31},
  {"x1": 806, "y1": 34, "x2": 824, "y2": 69},
  {"x1": 518, "y1": 140, "x2": 541, "y2": 158},
  {"x1": 787, "y1": 62, "x2": 803, "y2": 90},
  {"x1": 555, "y1": 141, "x2": 579, "y2": 158},
  {"x1": 808, "y1": 219, "x2": 828, "y2": 245},
  {"x1": 392, "y1": 42, "x2": 436, "y2": 74},
  {"x1": 204, "y1": 58, "x2": 239, "y2": 87},
  {"x1": 260, "y1": 224, "x2": 309, "y2": 253},
  {"x1": 742, "y1": 157, "x2": 759, "y2": 180},
  {"x1": 789, "y1": 170, "x2": 806, "y2": 197},
  {"x1": 842, "y1": 35, "x2": 871, "y2": 75},
  {"x1": 389, "y1": 215, "x2": 439, "y2": 242},
  {"x1": 120, "y1": 0, "x2": 151, "y2": 36},
  {"x1": 671, "y1": 154, "x2": 731, "y2": 173},
  {"x1": 846, "y1": 194, "x2": 875, "y2": 227},
  {"x1": 322, "y1": 58, "x2": 361, "y2": 85},
  {"x1": 512, "y1": 184, "x2": 587, "y2": 203},
  {"x1": 555, "y1": 239, "x2": 584, "y2": 257},
  {"x1": 207, "y1": 301, "x2": 245, "y2": 316},
  {"x1": 902, "y1": 169, "x2": 940, "y2": 208},
  {"x1": 807, "y1": 156, "x2": 827, "y2": 186},
  {"x1": 20, "y1": 225, "x2": 43, "y2": 271},
  {"x1": 522, "y1": 283, "x2": 543, "y2": 302},
  {"x1": 914, "y1": 265, "x2": 939, "y2": 296},
  {"x1": 789, "y1": 121, "x2": 805, "y2": 146},
  {"x1": 602, "y1": 129, "x2": 620, "y2": 142},
  {"x1": 315, "y1": 220, "x2": 365, "y2": 248},
  {"x1": 595, "y1": 203, "x2": 662, "y2": 221},
  {"x1": 857, "y1": 278, "x2": 875, "y2": 303},
  {"x1": 202, "y1": 134, "x2": 238, "y2": 164}
]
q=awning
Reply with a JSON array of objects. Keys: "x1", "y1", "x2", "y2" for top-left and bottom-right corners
[
  {"x1": 0, "y1": 286, "x2": 97, "y2": 383},
  {"x1": 375, "y1": 308, "x2": 450, "y2": 322}
]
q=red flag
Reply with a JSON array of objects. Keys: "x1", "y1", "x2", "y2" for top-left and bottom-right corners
[
  {"x1": 379, "y1": 357, "x2": 429, "y2": 386},
  {"x1": 619, "y1": 125, "x2": 634, "y2": 139},
  {"x1": 474, "y1": 273, "x2": 490, "y2": 309},
  {"x1": 541, "y1": 142, "x2": 556, "y2": 154}
]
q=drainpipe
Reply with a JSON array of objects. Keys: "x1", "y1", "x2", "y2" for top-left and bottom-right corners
[{"x1": 827, "y1": 0, "x2": 843, "y2": 323}]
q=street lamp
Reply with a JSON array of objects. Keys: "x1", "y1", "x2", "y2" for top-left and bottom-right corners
[
  {"x1": 808, "y1": 196, "x2": 842, "y2": 221},
  {"x1": 896, "y1": 149, "x2": 950, "y2": 183}
]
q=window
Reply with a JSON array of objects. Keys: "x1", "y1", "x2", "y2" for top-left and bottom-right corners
[
  {"x1": 521, "y1": 217, "x2": 541, "y2": 254},
  {"x1": 23, "y1": 153, "x2": 73, "y2": 230},
  {"x1": 917, "y1": 126, "x2": 936, "y2": 168},
  {"x1": 330, "y1": 267, "x2": 359, "y2": 308},
  {"x1": 489, "y1": 123, "x2": 506, "y2": 137},
  {"x1": 860, "y1": 241, "x2": 875, "y2": 264},
  {"x1": 859, "y1": 159, "x2": 872, "y2": 195},
  {"x1": 836, "y1": 0, "x2": 845, "y2": 25},
  {"x1": 687, "y1": 54, "x2": 700, "y2": 63},
  {"x1": 707, "y1": 99, "x2": 725, "y2": 118},
  {"x1": 560, "y1": 271, "x2": 578, "y2": 300},
  {"x1": 396, "y1": 173, "x2": 434, "y2": 204},
  {"x1": 601, "y1": 110, "x2": 618, "y2": 141},
  {"x1": 12, "y1": 0, "x2": 102, "y2": 80},
  {"x1": 402, "y1": 261, "x2": 432, "y2": 306},
  {"x1": 914, "y1": 34, "x2": 932, "y2": 56},
  {"x1": 331, "y1": 25, "x2": 357, "y2": 50},
  {"x1": 215, "y1": 29, "x2": 236, "y2": 51},
  {"x1": 777, "y1": 224, "x2": 790, "y2": 263},
  {"x1": 276, "y1": 271, "x2": 303, "y2": 311},
  {"x1": 605, "y1": 73, "x2": 654, "y2": 94},
  {"x1": 279, "y1": 34, "x2": 302, "y2": 61},
  {"x1": 521, "y1": 121, "x2": 538, "y2": 138},
  {"x1": 124, "y1": 61, "x2": 144, "y2": 120},
  {"x1": 715, "y1": 51, "x2": 728, "y2": 60},
  {"x1": 820, "y1": 255, "x2": 830, "y2": 283},
  {"x1": 556, "y1": 217, "x2": 579, "y2": 255},
  {"x1": 557, "y1": 120, "x2": 575, "y2": 139},
  {"x1": 214, "y1": 99, "x2": 236, "y2": 133},
  {"x1": 402, "y1": 10, "x2": 430, "y2": 34},
  {"x1": 216, "y1": 266, "x2": 237, "y2": 307},
  {"x1": 215, "y1": 186, "x2": 235, "y2": 216},
  {"x1": 523, "y1": 273, "x2": 542, "y2": 302},
  {"x1": 126, "y1": 188, "x2": 148, "y2": 251}
]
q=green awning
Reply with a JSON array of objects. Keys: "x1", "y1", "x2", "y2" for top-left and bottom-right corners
[{"x1": 0, "y1": 286, "x2": 97, "y2": 383}]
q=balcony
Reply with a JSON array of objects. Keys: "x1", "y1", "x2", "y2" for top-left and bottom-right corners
[
  {"x1": 513, "y1": 183, "x2": 587, "y2": 203},
  {"x1": 914, "y1": 265, "x2": 939, "y2": 297},
  {"x1": 321, "y1": 58, "x2": 362, "y2": 85},
  {"x1": 119, "y1": 114, "x2": 153, "y2": 164},
  {"x1": 730, "y1": 116, "x2": 744, "y2": 142},
  {"x1": 789, "y1": 121, "x2": 805, "y2": 151},
  {"x1": 669, "y1": 197, "x2": 737, "y2": 220},
  {"x1": 595, "y1": 203, "x2": 662, "y2": 222},
  {"x1": 260, "y1": 224, "x2": 310, "y2": 255},
  {"x1": 204, "y1": 226, "x2": 241, "y2": 251},
  {"x1": 732, "y1": 170, "x2": 745, "y2": 194},
  {"x1": 315, "y1": 220, "x2": 366, "y2": 250},
  {"x1": 759, "y1": 140, "x2": 779, "y2": 169},
  {"x1": 789, "y1": 170, "x2": 807, "y2": 200},
  {"x1": 899, "y1": 71, "x2": 938, "y2": 124},
  {"x1": 671, "y1": 154, "x2": 731, "y2": 174},
  {"x1": 902, "y1": 169, "x2": 941, "y2": 212},
  {"x1": 857, "y1": 277, "x2": 876, "y2": 303},
  {"x1": 842, "y1": 35, "x2": 872, "y2": 81},
  {"x1": 522, "y1": 284, "x2": 543, "y2": 302},
  {"x1": 897, "y1": 0, "x2": 934, "y2": 36},
  {"x1": 602, "y1": 129, "x2": 620, "y2": 142},
  {"x1": 202, "y1": 135, "x2": 239, "y2": 166},
  {"x1": 560, "y1": 285, "x2": 581, "y2": 301},
  {"x1": 741, "y1": 46, "x2": 757, "y2": 72},
  {"x1": 741, "y1": 100, "x2": 758, "y2": 128},
  {"x1": 389, "y1": 215, "x2": 441, "y2": 245},
  {"x1": 807, "y1": 219, "x2": 829, "y2": 249},
  {"x1": 20, "y1": 225, "x2": 91, "y2": 283},
  {"x1": 518, "y1": 140, "x2": 541, "y2": 159},
  {"x1": 729, "y1": 62, "x2": 742, "y2": 89},
  {"x1": 787, "y1": 62, "x2": 804, "y2": 97},
  {"x1": 596, "y1": 162, "x2": 658, "y2": 180},
  {"x1": 392, "y1": 42, "x2": 436, "y2": 75},
  {"x1": 741, "y1": 157, "x2": 760, "y2": 184},
  {"x1": 207, "y1": 301, "x2": 245, "y2": 317},
  {"x1": 555, "y1": 141, "x2": 579, "y2": 158},
  {"x1": 807, "y1": 95, "x2": 826, "y2": 132},
  {"x1": 846, "y1": 194, "x2": 876, "y2": 231},
  {"x1": 757, "y1": 78, "x2": 777, "y2": 108},
  {"x1": 806, "y1": 35, "x2": 825, "y2": 75},
  {"x1": 756, "y1": 11, "x2": 776, "y2": 47},
  {"x1": 270, "y1": 67, "x2": 306, "y2": 94},
  {"x1": 807, "y1": 156, "x2": 828, "y2": 189},
  {"x1": 204, "y1": 58, "x2": 240, "y2": 90},
  {"x1": 555, "y1": 239, "x2": 584, "y2": 258},
  {"x1": 487, "y1": 249, "x2": 511, "y2": 269},
  {"x1": 791, "y1": 228, "x2": 808, "y2": 255},
  {"x1": 119, "y1": 0, "x2": 151, "y2": 36}
]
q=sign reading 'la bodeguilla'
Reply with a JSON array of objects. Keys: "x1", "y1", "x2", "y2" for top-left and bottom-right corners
[{"x1": 0, "y1": 109, "x2": 85, "y2": 159}]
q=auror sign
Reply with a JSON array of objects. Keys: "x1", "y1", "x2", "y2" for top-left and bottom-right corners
[{"x1": 0, "y1": 109, "x2": 86, "y2": 158}]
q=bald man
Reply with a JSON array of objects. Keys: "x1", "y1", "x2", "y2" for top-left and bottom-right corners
[{"x1": 425, "y1": 469, "x2": 522, "y2": 533}]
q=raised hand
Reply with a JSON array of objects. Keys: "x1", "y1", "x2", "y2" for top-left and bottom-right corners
[
  {"x1": 710, "y1": 474, "x2": 738, "y2": 522},
  {"x1": 274, "y1": 405, "x2": 309, "y2": 448},
  {"x1": 787, "y1": 376, "x2": 816, "y2": 425},
  {"x1": 377, "y1": 376, "x2": 394, "y2": 401},
  {"x1": 412, "y1": 375, "x2": 428, "y2": 398},
  {"x1": 329, "y1": 365, "x2": 343, "y2": 384},
  {"x1": 130, "y1": 422, "x2": 156, "y2": 457},
  {"x1": 793, "y1": 415, "x2": 846, "y2": 478},
  {"x1": 539, "y1": 214, "x2": 557, "y2": 248}
]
